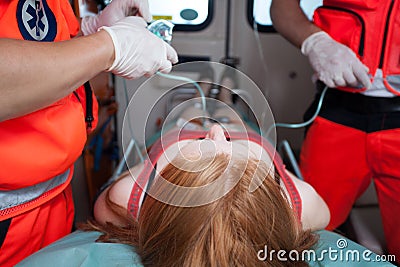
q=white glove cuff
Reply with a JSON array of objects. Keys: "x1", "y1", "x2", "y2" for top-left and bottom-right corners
[
  {"x1": 301, "y1": 31, "x2": 331, "y2": 56},
  {"x1": 99, "y1": 26, "x2": 120, "y2": 72}
]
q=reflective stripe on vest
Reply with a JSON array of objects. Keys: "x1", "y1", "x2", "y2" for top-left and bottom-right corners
[{"x1": 0, "y1": 169, "x2": 70, "y2": 211}]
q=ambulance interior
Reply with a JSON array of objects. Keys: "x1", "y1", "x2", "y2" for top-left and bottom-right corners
[{"x1": 61, "y1": 0, "x2": 387, "y2": 264}]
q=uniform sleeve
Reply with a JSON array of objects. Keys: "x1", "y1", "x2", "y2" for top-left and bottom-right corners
[{"x1": 60, "y1": 0, "x2": 80, "y2": 37}]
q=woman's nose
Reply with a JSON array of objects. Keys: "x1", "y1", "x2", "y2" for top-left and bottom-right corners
[{"x1": 207, "y1": 124, "x2": 226, "y2": 141}]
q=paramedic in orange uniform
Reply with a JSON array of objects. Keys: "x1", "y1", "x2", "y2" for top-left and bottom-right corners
[
  {"x1": 0, "y1": 0, "x2": 178, "y2": 265},
  {"x1": 271, "y1": 0, "x2": 400, "y2": 262}
]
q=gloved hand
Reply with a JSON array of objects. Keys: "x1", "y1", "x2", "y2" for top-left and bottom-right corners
[
  {"x1": 301, "y1": 31, "x2": 371, "y2": 89},
  {"x1": 100, "y1": 16, "x2": 179, "y2": 79},
  {"x1": 81, "y1": 0, "x2": 151, "y2": 36}
]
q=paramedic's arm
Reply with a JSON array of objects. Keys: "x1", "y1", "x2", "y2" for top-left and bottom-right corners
[
  {"x1": 0, "y1": 17, "x2": 177, "y2": 122},
  {"x1": 0, "y1": 31, "x2": 112, "y2": 121},
  {"x1": 270, "y1": 0, "x2": 371, "y2": 88},
  {"x1": 270, "y1": 0, "x2": 321, "y2": 48},
  {"x1": 287, "y1": 171, "x2": 330, "y2": 231}
]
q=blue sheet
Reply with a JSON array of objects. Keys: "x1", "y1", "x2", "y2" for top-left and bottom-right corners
[{"x1": 17, "y1": 230, "x2": 395, "y2": 266}]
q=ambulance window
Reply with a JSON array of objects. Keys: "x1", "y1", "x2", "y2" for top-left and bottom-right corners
[
  {"x1": 149, "y1": 0, "x2": 213, "y2": 31},
  {"x1": 247, "y1": 0, "x2": 322, "y2": 32}
]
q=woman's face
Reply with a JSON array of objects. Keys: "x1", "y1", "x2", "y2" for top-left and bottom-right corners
[
  {"x1": 172, "y1": 123, "x2": 271, "y2": 167},
  {"x1": 178, "y1": 124, "x2": 233, "y2": 160}
]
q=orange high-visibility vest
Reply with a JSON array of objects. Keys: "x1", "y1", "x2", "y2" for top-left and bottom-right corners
[
  {"x1": 0, "y1": 0, "x2": 98, "y2": 220},
  {"x1": 313, "y1": 0, "x2": 400, "y2": 94}
]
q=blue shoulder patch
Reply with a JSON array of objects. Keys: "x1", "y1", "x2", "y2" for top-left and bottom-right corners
[{"x1": 17, "y1": 0, "x2": 57, "y2": 41}]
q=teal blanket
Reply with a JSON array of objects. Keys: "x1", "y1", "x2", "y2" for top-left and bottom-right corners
[{"x1": 17, "y1": 230, "x2": 394, "y2": 266}]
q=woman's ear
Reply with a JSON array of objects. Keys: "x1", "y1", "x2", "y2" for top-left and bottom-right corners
[{"x1": 93, "y1": 175, "x2": 134, "y2": 226}]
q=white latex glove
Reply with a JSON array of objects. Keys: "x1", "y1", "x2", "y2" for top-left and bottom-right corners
[
  {"x1": 81, "y1": 0, "x2": 151, "y2": 36},
  {"x1": 100, "y1": 16, "x2": 178, "y2": 79},
  {"x1": 301, "y1": 31, "x2": 371, "y2": 89}
]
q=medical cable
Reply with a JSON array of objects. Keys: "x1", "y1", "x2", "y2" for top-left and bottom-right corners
[
  {"x1": 114, "y1": 73, "x2": 209, "y2": 176},
  {"x1": 252, "y1": 21, "x2": 271, "y2": 97},
  {"x1": 118, "y1": 19, "x2": 176, "y2": 166},
  {"x1": 265, "y1": 85, "x2": 329, "y2": 137},
  {"x1": 252, "y1": 21, "x2": 269, "y2": 78},
  {"x1": 110, "y1": 138, "x2": 136, "y2": 181},
  {"x1": 279, "y1": 140, "x2": 304, "y2": 180},
  {"x1": 250, "y1": 14, "x2": 328, "y2": 132},
  {"x1": 156, "y1": 72, "x2": 208, "y2": 127},
  {"x1": 108, "y1": 79, "x2": 144, "y2": 182},
  {"x1": 122, "y1": 79, "x2": 145, "y2": 163},
  {"x1": 148, "y1": 21, "x2": 207, "y2": 122}
]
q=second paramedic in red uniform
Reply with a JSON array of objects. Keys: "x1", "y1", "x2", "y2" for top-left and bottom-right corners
[
  {"x1": 271, "y1": 0, "x2": 400, "y2": 263},
  {"x1": 0, "y1": 0, "x2": 178, "y2": 266}
]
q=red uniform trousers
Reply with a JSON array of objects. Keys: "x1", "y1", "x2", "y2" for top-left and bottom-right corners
[
  {"x1": 0, "y1": 185, "x2": 74, "y2": 266},
  {"x1": 300, "y1": 89, "x2": 400, "y2": 262}
]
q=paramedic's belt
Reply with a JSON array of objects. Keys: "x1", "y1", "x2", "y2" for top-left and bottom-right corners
[{"x1": 318, "y1": 84, "x2": 400, "y2": 114}]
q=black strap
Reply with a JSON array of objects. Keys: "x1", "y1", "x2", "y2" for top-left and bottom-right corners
[
  {"x1": 0, "y1": 219, "x2": 11, "y2": 249},
  {"x1": 83, "y1": 82, "x2": 94, "y2": 129},
  {"x1": 316, "y1": 81, "x2": 400, "y2": 114}
]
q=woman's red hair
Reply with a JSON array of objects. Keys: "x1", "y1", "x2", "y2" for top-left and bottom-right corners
[{"x1": 83, "y1": 154, "x2": 317, "y2": 266}]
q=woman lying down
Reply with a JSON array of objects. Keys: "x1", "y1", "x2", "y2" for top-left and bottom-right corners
[{"x1": 83, "y1": 87, "x2": 330, "y2": 267}]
